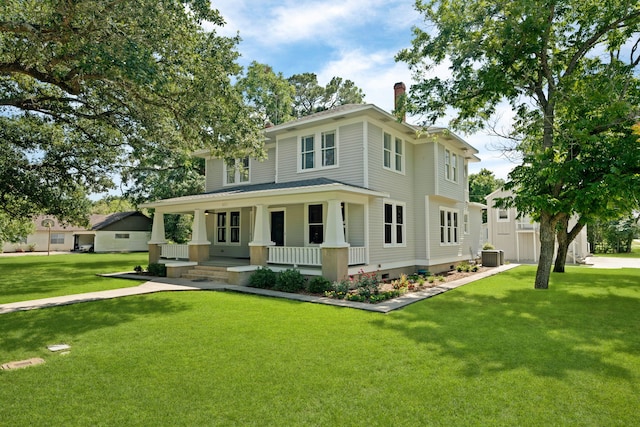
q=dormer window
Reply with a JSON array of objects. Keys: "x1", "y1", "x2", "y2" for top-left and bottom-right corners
[
  {"x1": 299, "y1": 130, "x2": 337, "y2": 171},
  {"x1": 224, "y1": 157, "x2": 250, "y2": 185}
]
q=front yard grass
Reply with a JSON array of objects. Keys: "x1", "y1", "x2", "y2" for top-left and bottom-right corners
[
  {"x1": 1, "y1": 265, "x2": 639, "y2": 425},
  {"x1": 0, "y1": 253, "x2": 148, "y2": 304}
]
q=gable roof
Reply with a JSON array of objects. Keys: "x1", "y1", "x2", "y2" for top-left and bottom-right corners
[{"x1": 33, "y1": 212, "x2": 149, "y2": 232}]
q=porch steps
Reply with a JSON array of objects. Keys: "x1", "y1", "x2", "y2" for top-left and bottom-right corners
[{"x1": 182, "y1": 265, "x2": 229, "y2": 282}]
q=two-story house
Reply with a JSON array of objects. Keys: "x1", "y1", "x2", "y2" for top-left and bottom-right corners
[
  {"x1": 141, "y1": 84, "x2": 482, "y2": 283},
  {"x1": 485, "y1": 188, "x2": 590, "y2": 263}
]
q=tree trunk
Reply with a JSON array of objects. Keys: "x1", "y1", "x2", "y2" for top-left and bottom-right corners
[
  {"x1": 554, "y1": 215, "x2": 586, "y2": 273},
  {"x1": 535, "y1": 212, "x2": 557, "y2": 289}
]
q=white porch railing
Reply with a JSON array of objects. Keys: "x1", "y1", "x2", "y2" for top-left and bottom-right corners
[
  {"x1": 516, "y1": 221, "x2": 538, "y2": 231},
  {"x1": 348, "y1": 247, "x2": 367, "y2": 265},
  {"x1": 268, "y1": 247, "x2": 322, "y2": 266},
  {"x1": 267, "y1": 246, "x2": 366, "y2": 267},
  {"x1": 160, "y1": 244, "x2": 189, "y2": 260}
]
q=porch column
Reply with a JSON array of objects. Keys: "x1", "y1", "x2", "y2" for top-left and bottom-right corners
[
  {"x1": 148, "y1": 211, "x2": 167, "y2": 264},
  {"x1": 249, "y1": 204, "x2": 273, "y2": 266},
  {"x1": 188, "y1": 209, "x2": 211, "y2": 262},
  {"x1": 320, "y1": 199, "x2": 349, "y2": 282}
]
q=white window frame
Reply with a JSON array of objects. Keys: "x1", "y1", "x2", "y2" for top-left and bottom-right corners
[
  {"x1": 383, "y1": 132, "x2": 404, "y2": 173},
  {"x1": 383, "y1": 200, "x2": 406, "y2": 248},
  {"x1": 115, "y1": 233, "x2": 130, "y2": 239},
  {"x1": 445, "y1": 149, "x2": 458, "y2": 183},
  {"x1": 224, "y1": 157, "x2": 250, "y2": 185},
  {"x1": 440, "y1": 207, "x2": 459, "y2": 245},
  {"x1": 497, "y1": 208, "x2": 510, "y2": 222},
  {"x1": 215, "y1": 210, "x2": 241, "y2": 245},
  {"x1": 305, "y1": 203, "x2": 324, "y2": 246},
  {"x1": 50, "y1": 233, "x2": 65, "y2": 245},
  {"x1": 299, "y1": 129, "x2": 338, "y2": 172},
  {"x1": 463, "y1": 212, "x2": 469, "y2": 235}
]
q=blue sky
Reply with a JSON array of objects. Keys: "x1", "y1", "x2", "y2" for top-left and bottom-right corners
[{"x1": 211, "y1": 0, "x2": 517, "y2": 179}]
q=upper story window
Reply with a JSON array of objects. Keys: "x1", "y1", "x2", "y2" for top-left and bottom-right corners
[
  {"x1": 300, "y1": 130, "x2": 337, "y2": 171},
  {"x1": 224, "y1": 157, "x2": 250, "y2": 185},
  {"x1": 384, "y1": 201, "x2": 406, "y2": 247},
  {"x1": 383, "y1": 132, "x2": 404, "y2": 173},
  {"x1": 497, "y1": 208, "x2": 509, "y2": 222},
  {"x1": 445, "y1": 149, "x2": 458, "y2": 183}
]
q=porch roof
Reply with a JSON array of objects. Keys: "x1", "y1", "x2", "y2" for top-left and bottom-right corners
[{"x1": 140, "y1": 178, "x2": 389, "y2": 210}]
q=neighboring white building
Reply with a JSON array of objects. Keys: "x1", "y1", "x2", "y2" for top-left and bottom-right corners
[
  {"x1": 485, "y1": 189, "x2": 590, "y2": 263},
  {"x1": 142, "y1": 84, "x2": 484, "y2": 281},
  {"x1": 3, "y1": 212, "x2": 152, "y2": 253}
]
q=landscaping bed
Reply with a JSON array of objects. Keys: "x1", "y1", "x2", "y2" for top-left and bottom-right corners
[{"x1": 248, "y1": 262, "x2": 490, "y2": 304}]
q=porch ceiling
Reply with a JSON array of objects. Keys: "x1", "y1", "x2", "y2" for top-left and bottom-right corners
[{"x1": 140, "y1": 178, "x2": 389, "y2": 213}]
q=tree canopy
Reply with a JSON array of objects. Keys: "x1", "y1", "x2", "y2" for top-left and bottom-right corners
[
  {"x1": 468, "y1": 169, "x2": 505, "y2": 204},
  {"x1": 399, "y1": 0, "x2": 640, "y2": 288},
  {"x1": 0, "y1": 0, "x2": 263, "y2": 235}
]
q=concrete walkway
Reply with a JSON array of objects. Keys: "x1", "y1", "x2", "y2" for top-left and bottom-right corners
[
  {"x1": 584, "y1": 256, "x2": 640, "y2": 269},
  {"x1": 0, "y1": 264, "x2": 519, "y2": 315}
]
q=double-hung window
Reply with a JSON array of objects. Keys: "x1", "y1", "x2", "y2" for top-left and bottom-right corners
[
  {"x1": 301, "y1": 135, "x2": 315, "y2": 170},
  {"x1": 216, "y1": 211, "x2": 241, "y2": 244},
  {"x1": 50, "y1": 233, "x2": 65, "y2": 244},
  {"x1": 308, "y1": 204, "x2": 323, "y2": 244},
  {"x1": 384, "y1": 201, "x2": 405, "y2": 246},
  {"x1": 440, "y1": 208, "x2": 459, "y2": 245},
  {"x1": 383, "y1": 132, "x2": 403, "y2": 172},
  {"x1": 321, "y1": 131, "x2": 336, "y2": 167},
  {"x1": 225, "y1": 157, "x2": 250, "y2": 185},
  {"x1": 300, "y1": 131, "x2": 337, "y2": 171},
  {"x1": 445, "y1": 149, "x2": 458, "y2": 182}
]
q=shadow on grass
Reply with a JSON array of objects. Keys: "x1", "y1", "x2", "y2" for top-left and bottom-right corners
[
  {"x1": 372, "y1": 267, "x2": 640, "y2": 380},
  {"x1": 0, "y1": 294, "x2": 190, "y2": 355}
]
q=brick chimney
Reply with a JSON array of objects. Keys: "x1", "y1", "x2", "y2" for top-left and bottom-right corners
[{"x1": 394, "y1": 82, "x2": 406, "y2": 122}]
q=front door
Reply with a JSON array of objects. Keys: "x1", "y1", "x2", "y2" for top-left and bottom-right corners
[{"x1": 270, "y1": 211, "x2": 285, "y2": 246}]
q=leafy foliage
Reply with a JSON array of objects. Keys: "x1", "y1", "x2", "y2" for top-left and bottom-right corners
[
  {"x1": 274, "y1": 268, "x2": 306, "y2": 293},
  {"x1": 0, "y1": 0, "x2": 262, "y2": 239},
  {"x1": 399, "y1": 0, "x2": 640, "y2": 288},
  {"x1": 248, "y1": 267, "x2": 277, "y2": 289},
  {"x1": 307, "y1": 276, "x2": 333, "y2": 294},
  {"x1": 469, "y1": 169, "x2": 505, "y2": 203}
]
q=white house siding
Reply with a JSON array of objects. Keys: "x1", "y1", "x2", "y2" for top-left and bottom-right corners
[
  {"x1": 425, "y1": 195, "x2": 468, "y2": 266},
  {"x1": 94, "y1": 231, "x2": 150, "y2": 252},
  {"x1": 3, "y1": 231, "x2": 75, "y2": 252},
  {"x1": 366, "y1": 121, "x2": 416, "y2": 267},
  {"x1": 436, "y1": 142, "x2": 467, "y2": 201},
  {"x1": 468, "y1": 203, "x2": 486, "y2": 257},
  {"x1": 275, "y1": 121, "x2": 365, "y2": 186},
  {"x1": 204, "y1": 148, "x2": 276, "y2": 193},
  {"x1": 412, "y1": 143, "x2": 437, "y2": 260},
  {"x1": 346, "y1": 203, "x2": 365, "y2": 247}
]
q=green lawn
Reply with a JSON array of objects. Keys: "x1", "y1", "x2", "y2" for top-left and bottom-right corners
[
  {"x1": 0, "y1": 253, "x2": 148, "y2": 304},
  {"x1": 1, "y1": 265, "x2": 638, "y2": 425}
]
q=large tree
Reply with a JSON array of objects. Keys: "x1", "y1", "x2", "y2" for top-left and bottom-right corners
[
  {"x1": 398, "y1": 0, "x2": 640, "y2": 288},
  {"x1": 468, "y1": 168, "x2": 505, "y2": 204},
  {"x1": 289, "y1": 73, "x2": 365, "y2": 118},
  {"x1": 0, "y1": 0, "x2": 262, "y2": 235}
]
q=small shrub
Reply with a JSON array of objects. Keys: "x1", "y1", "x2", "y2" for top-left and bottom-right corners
[
  {"x1": 27, "y1": 243, "x2": 37, "y2": 252},
  {"x1": 133, "y1": 265, "x2": 143, "y2": 273},
  {"x1": 391, "y1": 274, "x2": 410, "y2": 290},
  {"x1": 274, "y1": 268, "x2": 306, "y2": 293},
  {"x1": 353, "y1": 270, "x2": 381, "y2": 299},
  {"x1": 249, "y1": 267, "x2": 277, "y2": 289},
  {"x1": 471, "y1": 265, "x2": 479, "y2": 272},
  {"x1": 307, "y1": 276, "x2": 333, "y2": 294},
  {"x1": 427, "y1": 276, "x2": 435, "y2": 283},
  {"x1": 325, "y1": 280, "x2": 350, "y2": 299},
  {"x1": 147, "y1": 263, "x2": 166, "y2": 277},
  {"x1": 482, "y1": 242, "x2": 495, "y2": 250},
  {"x1": 346, "y1": 293, "x2": 366, "y2": 302}
]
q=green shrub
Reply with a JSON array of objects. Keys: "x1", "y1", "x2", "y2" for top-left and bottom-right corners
[
  {"x1": 482, "y1": 242, "x2": 495, "y2": 250},
  {"x1": 274, "y1": 268, "x2": 306, "y2": 293},
  {"x1": 249, "y1": 267, "x2": 277, "y2": 289},
  {"x1": 307, "y1": 276, "x2": 333, "y2": 294},
  {"x1": 325, "y1": 280, "x2": 350, "y2": 299},
  {"x1": 147, "y1": 263, "x2": 166, "y2": 277},
  {"x1": 134, "y1": 265, "x2": 143, "y2": 273}
]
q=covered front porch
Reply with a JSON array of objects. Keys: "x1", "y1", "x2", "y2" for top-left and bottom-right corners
[{"x1": 141, "y1": 179, "x2": 388, "y2": 283}]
